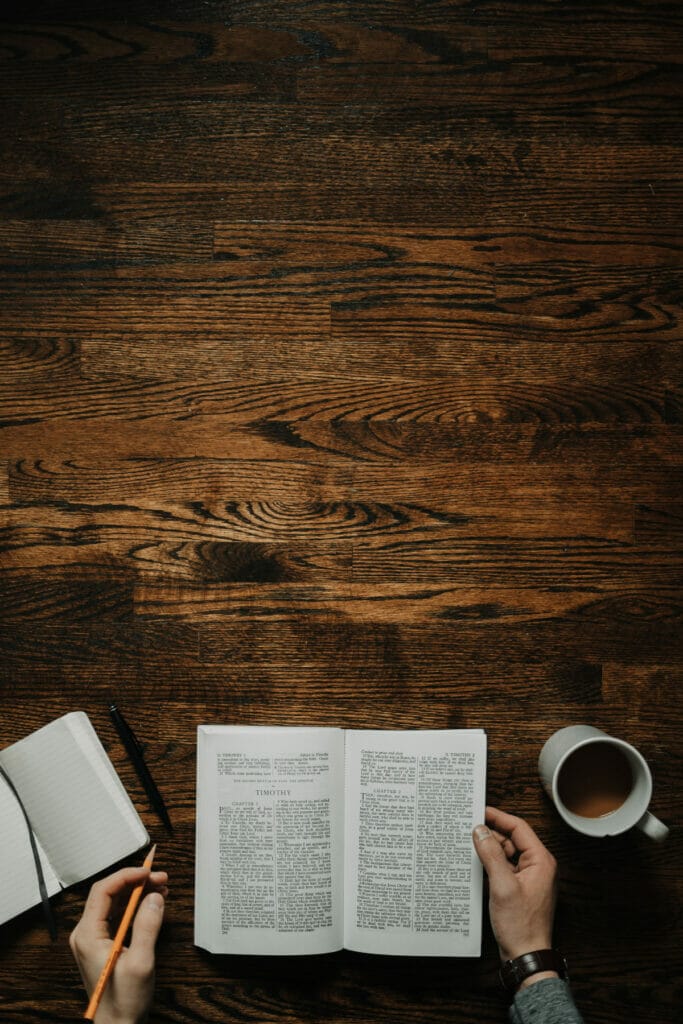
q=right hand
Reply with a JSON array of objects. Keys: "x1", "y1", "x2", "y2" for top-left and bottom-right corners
[
  {"x1": 472, "y1": 806, "x2": 558, "y2": 970},
  {"x1": 70, "y1": 866, "x2": 168, "y2": 1024}
]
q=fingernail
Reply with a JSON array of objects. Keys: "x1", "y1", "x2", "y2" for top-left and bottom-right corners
[
  {"x1": 474, "y1": 825, "x2": 491, "y2": 841},
  {"x1": 146, "y1": 892, "x2": 164, "y2": 910}
]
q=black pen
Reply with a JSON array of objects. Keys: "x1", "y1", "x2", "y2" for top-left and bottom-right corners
[{"x1": 108, "y1": 703, "x2": 173, "y2": 833}]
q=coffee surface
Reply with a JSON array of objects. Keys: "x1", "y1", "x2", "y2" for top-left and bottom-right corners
[{"x1": 558, "y1": 742, "x2": 633, "y2": 818}]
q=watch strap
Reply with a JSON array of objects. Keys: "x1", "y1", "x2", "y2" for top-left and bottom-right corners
[{"x1": 499, "y1": 948, "x2": 568, "y2": 993}]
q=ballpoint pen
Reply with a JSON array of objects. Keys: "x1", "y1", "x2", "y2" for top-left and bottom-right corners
[{"x1": 108, "y1": 703, "x2": 173, "y2": 833}]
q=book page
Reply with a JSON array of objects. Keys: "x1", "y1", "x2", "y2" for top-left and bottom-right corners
[
  {"x1": 0, "y1": 775, "x2": 61, "y2": 926},
  {"x1": 195, "y1": 726, "x2": 345, "y2": 955},
  {"x1": 343, "y1": 730, "x2": 487, "y2": 957},
  {"x1": 0, "y1": 712, "x2": 148, "y2": 887}
]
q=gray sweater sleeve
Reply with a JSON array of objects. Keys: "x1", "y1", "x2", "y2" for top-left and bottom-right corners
[{"x1": 508, "y1": 977, "x2": 584, "y2": 1024}]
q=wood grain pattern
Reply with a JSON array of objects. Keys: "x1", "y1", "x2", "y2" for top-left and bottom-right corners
[{"x1": 0, "y1": 3, "x2": 682, "y2": 1024}]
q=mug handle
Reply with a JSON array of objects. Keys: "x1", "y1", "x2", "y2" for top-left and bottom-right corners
[{"x1": 636, "y1": 810, "x2": 669, "y2": 842}]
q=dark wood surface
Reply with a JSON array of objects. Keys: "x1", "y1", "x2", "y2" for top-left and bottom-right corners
[{"x1": 1, "y1": 2, "x2": 682, "y2": 1022}]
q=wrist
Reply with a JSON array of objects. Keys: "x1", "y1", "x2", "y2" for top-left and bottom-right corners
[
  {"x1": 499, "y1": 949, "x2": 568, "y2": 995},
  {"x1": 517, "y1": 970, "x2": 560, "y2": 991},
  {"x1": 499, "y1": 936, "x2": 553, "y2": 962},
  {"x1": 94, "y1": 1013, "x2": 144, "y2": 1024}
]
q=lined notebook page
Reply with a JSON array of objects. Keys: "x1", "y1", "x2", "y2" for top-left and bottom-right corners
[
  {"x1": 0, "y1": 712, "x2": 148, "y2": 886},
  {"x1": 0, "y1": 778, "x2": 61, "y2": 925}
]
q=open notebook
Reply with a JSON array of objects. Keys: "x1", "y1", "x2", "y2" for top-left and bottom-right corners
[{"x1": 0, "y1": 712, "x2": 149, "y2": 928}]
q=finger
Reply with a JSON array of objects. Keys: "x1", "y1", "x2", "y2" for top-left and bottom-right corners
[
  {"x1": 501, "y1": 837, "x2": 519, "y2": 860},
  {"x1": 109, "y1": 871, "x2": 169, "y2": 924},
  {"x1": 472, "y1": 824, "x2": 515, "y2": 882},
  {"x1": 488, "y1": 827, "x2": 517, "y2": 860},
  {"x1": 147, "y1": 871, "x2": 169, "y2": 892},
  {"x1": 78, "y1": 867, "x2": 152, "y2": 943},
  {"x1": 485, "y1": 807, "x2": 548, "y2": 861},
  {"x1": 127, "y1": 891, "x2": 165, "y2": 974}
]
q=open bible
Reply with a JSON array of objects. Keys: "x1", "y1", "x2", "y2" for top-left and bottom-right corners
[
  {"x1": 195, "y1": 726, "x2": 486, "y2": 956},
  {"x1": 0, "y1": 712, "x2": 149, "y2": 928}
]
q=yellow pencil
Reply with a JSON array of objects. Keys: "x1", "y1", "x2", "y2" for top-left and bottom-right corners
[{"x1": 84, "y1": 845, "x2": 157, "y2": 1021}]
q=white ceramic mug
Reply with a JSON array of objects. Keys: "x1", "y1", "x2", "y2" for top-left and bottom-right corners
[{"x1": 538, "y1": 726, "x2": 669, "y2": 841}]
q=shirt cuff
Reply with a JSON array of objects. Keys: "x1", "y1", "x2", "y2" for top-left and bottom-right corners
[{"x1": 509, "y1": 976, "x2": 583, "y2": 1024}]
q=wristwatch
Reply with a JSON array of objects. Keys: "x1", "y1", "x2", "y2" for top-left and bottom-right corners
[{"x1": 499, "y1": 949, "x2": 568, "y2": 993}]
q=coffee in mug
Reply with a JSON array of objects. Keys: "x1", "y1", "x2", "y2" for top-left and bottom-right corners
[
  {"x1": 538, "y1": 726, "x2": 669, "y2": 840},
  {"x1": 557, "y1": 741, "x2": 633, "y2": 818}
]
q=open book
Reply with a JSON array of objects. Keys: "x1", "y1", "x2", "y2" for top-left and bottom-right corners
[
  {"x1": 0, "y1": 712, "x2": 149, "y2": 928},
  {"x1": 195, "y1": 727, "x2": 486, "y2": 957}
]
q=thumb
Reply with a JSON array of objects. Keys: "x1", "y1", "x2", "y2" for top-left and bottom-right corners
[
  {"x1": 129, "y1": 891, "x2": 165, "y2": 967},
  {"x1": 472, "y1": 825, "x2": 510, "y2": 883}
]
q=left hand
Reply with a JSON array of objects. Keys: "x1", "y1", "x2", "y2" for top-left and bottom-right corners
[{"x1": 472, "y1": 807, "x2": 558, "y2": 965}]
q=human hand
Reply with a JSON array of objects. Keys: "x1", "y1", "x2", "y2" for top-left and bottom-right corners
[
  {"x1": 473, "y1": 806, "x2": 558, "y2": 983},
  {"x1": 69, "y1": 865, "x2": 168, "y2": 1024}
]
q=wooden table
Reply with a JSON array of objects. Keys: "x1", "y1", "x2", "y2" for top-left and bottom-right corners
[{"x1": 0, "y1": 2, "x2": 681, "y2": 1022}]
